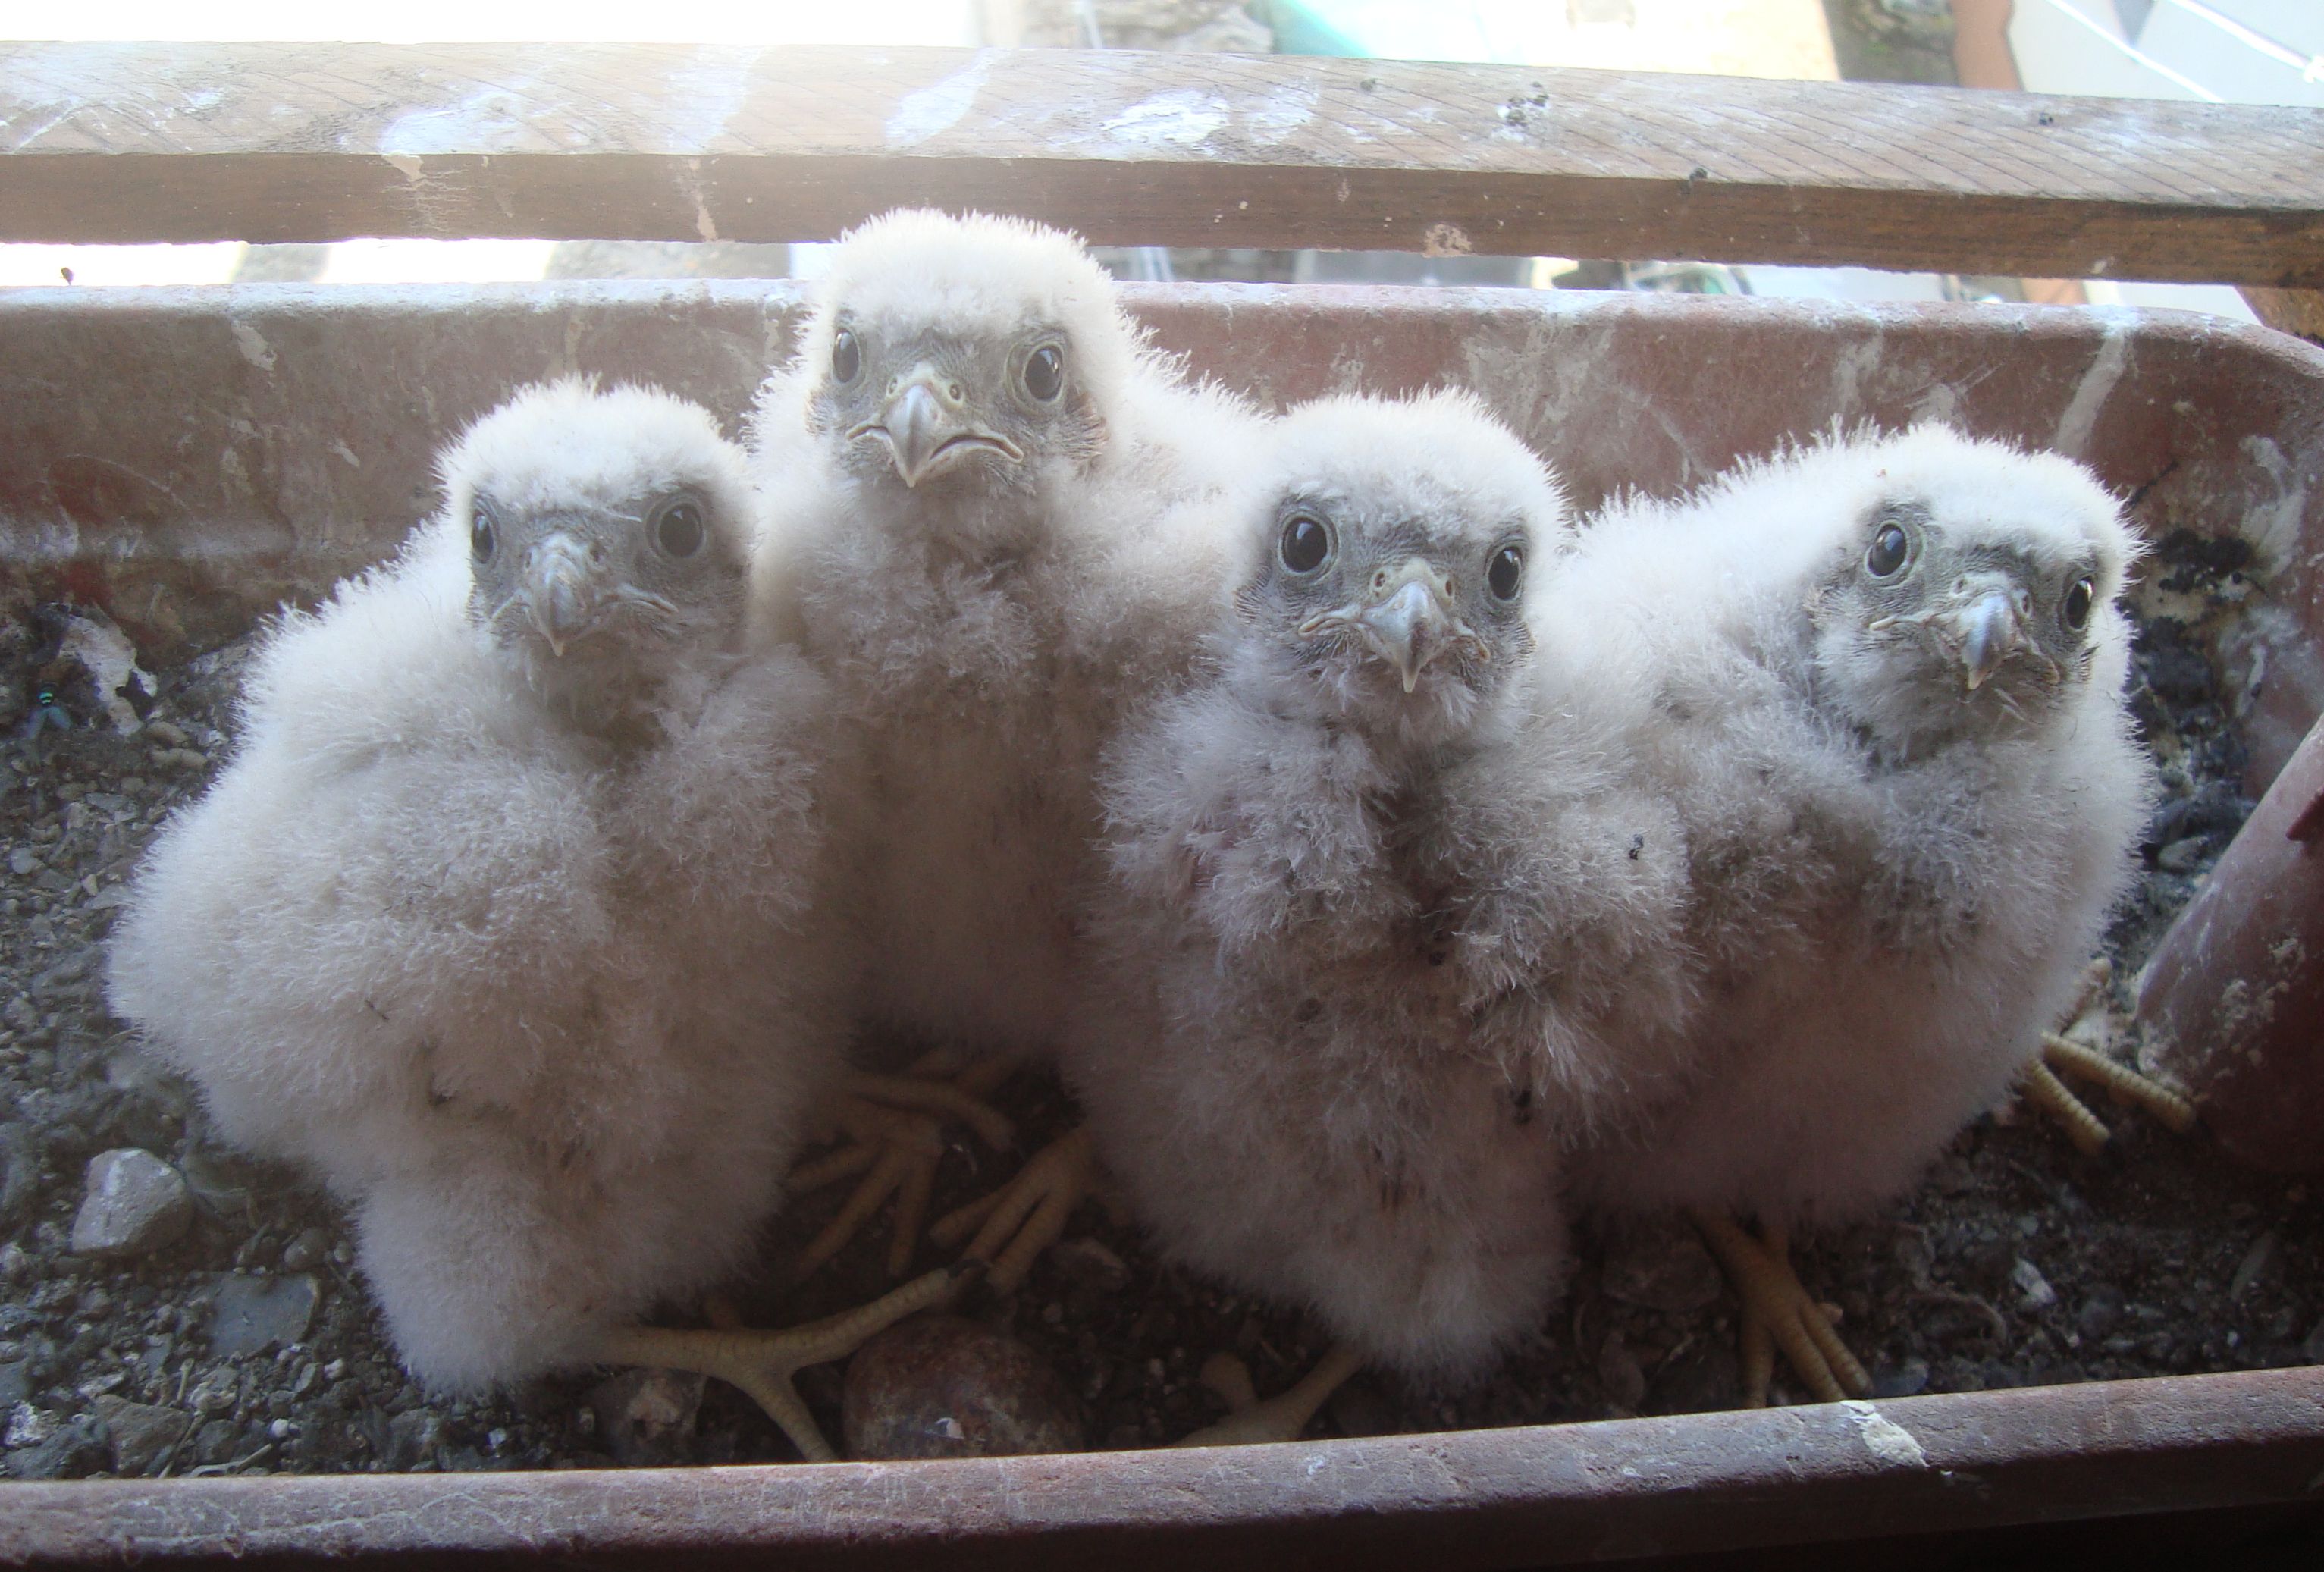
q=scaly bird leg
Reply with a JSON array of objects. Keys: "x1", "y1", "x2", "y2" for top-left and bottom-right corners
[
  {"x1": 844, "y1": 1068, "x2": 1016, "y2": 1150},
  {"x1": 586, "y1": 1263, "x2": 966, "y2": 1462},
  {"x1": 2021, "y1": 1059, "x2": 2110, "y2": 1156},
  {"x1": 2018, "y1": 955, "x2": 2120, "y2": 1151},
  {"x1": 787, "y1": 1054, "x2": 1024, "y2": 1278},
  {"x1": 788, "y1": 1100, "x2": 946, "y2": 1280},
  {"x1": 1687, "y1": 1208, "x2": 1870, "y2": 1407},
  {"x1": 1175, "y1": 1345, "x2": 1366, "y2": 1447},
  {"x1": 2019, "y1": 956, "x2": 2197, "y2": 1152},
  {"x1": 2042, "y1": 1032, "x2": 2198, "y2": 1133},
  {"x1": 930, "y1": 1125, "x2": 1097, "y2": 1294}
]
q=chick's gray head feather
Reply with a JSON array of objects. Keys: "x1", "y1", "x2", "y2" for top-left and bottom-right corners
[
  {"x1": 1805, "y1": 425, "x2": 2140, "y2": 755},
  {"x1": 790, "y1": 210, "x2": 1146, "y2": 526},
  {"x1": 441, "y1": 380, "x2": 755, "y2": 736},
  {"x1": 1230, "y1": 392, "x2": 1569, "y2": 749}
]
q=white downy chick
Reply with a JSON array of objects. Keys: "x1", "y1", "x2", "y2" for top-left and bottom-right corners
[
  {"x1": 1067, "y1": 393, "x2": 1695, "y2": 1383},
  {"x1": 1563, "y1": 424, "x2": 2153, "y2": 1233},
  {"x1": 108, "y1": 381, "x2": 857, "y2": 1392},
  {"x1": 748, "y1": 209, "x2": 1256, "y2": 1061}
]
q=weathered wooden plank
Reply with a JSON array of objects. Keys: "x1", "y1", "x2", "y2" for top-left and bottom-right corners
[
  {"x1": 5, "y1": 1369, "x2": 2323, "y2": 1567},
  {"x1": 3, "y1": 42, "x2": 2322, "y2": 284},
  {"x1": 2247, "y1": 286, "x2": 2324, "y2": 347}
]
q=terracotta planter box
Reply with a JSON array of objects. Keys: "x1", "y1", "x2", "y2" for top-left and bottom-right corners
[{"x1": 3, "y1": 281, "x2": 2322, "y2": 1564}]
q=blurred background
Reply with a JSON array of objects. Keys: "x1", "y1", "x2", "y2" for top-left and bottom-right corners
[{"x1": 4, "y1": 1, "x2": 2319, "y2": 322}]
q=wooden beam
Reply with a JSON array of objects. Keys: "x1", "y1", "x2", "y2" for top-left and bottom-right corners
[
  {"x1": 3, "y1": 42, "x2": 2322, "y2": 284},
  {"x1": 6, "y1": 1368, "x2": 2324, "y2": 1566},
  {"x1": 2245, "y1": 287, "x2": 2324, "y2": 347}
]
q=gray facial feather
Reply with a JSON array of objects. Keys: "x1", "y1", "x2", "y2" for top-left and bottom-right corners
[
  {"x1": 1234, "y1": 485, "x2": 1538, "y2": 745},
  {"x1": 466, "y1": 484, "x2": 748, "y2": 742},
  {"x1": 1812, "y1": 494, "x2": 2109, "y2": 757},
  {"x1": 805, "y1": 311, "x2": 1106, "y2": 501}
]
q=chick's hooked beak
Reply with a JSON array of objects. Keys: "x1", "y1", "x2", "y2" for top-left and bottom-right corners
[
  {"x1": 1939, "y1": 573, "x2": 2034, "y2": 693},
  {"x1": 519, "y1": 529, "x2": 604, "y2": 659},
  {"x1": 852, "y1": 364, "x2": 1025, "y2": 488},
  {"x1": 1300, "y1": 557, "x2": 1483, "y2": 694}
]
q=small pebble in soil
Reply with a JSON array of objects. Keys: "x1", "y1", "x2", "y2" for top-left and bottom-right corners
[
  {"x1": 278, "y1": 1228, "x2": 331, "y2": 1274},
  {"x1": 586, "y1": 1366, "x2": 704, "y2": 1467},
  {"x1": 1871, "y1": 1358, "x2": 1931, "y2": 1400},
  {"x1": 842, "y1": 1315, "x2": 1084, "y2": 1459},
  {"x1": 4, "y1": 1412, "x2": 107, "y2": 1479},
  {"x1": 203, "y1": 1273, "x2": 320, "y2": 1359},
  {"x1": 2010, "y1": 1257, "x2": 2059, "y2": 1311},
  {"x1": 1596, "y1": 1329, "x2": 1648, "y2": 1414},
  {"x1": 93, "y1": 1394, "x2": 195, "y2": 1476},
  {"x1": 187, "y1": 1366, "x2": 240, "y2": 1417},
  {"x1": 67, "y1": 1148, "x2": 193, "y2": 1260},
  {"x1": 1600, "y1": 1215, "x2": 1724, "y2": 1315}
]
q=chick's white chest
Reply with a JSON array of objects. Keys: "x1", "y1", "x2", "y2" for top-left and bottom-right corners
[{"x1": 802, "y1": 516, "x2": 1102, "y2": 1051}]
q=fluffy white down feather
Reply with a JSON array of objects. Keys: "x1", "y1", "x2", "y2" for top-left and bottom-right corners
[
  {"x1": 748, "y1": 209, "x2": 1259, "y2": 1059},
  {"x1": 1067, "y1": 393, "x2": 1697, "y2": 1379},
  {"x1": 108, "y1": 383, "x2": 858, "y2": 1390},
  {"x1": 1558, "y1": 423, "x2": 2155, "y2": 1226}
]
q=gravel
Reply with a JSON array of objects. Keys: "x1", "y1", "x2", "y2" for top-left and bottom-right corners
[
  {"x1": 0, "y1": 518, "x2": 2313, "y2": 1479},
  {"x1": 67, "y1": 1149, "x2": 193, "y2": 1260},
  {"x1": 585, "y1": 1367, "x2": 705, "y2": 1468}
]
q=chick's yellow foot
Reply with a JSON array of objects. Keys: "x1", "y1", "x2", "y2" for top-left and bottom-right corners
[
  {"x1": 2040, "y1": 1032, "x2": 2197, "y2": 1134},
  {"x1": 788, "y1": 1097, "x2": 944, "y2": 1279},
  {"x1": 1686, "y1": 1209, "x2": 1870, "y2": 1407},
  {"x1": 1176, "y1": 1345, "x2": 1366, "y2": 1447},
  {"x1": 2018, "y1": 957, "x2": 2197, "y2": 1155},
  {"x1": 843, "y1": 1065, "x2": 1018, "y2": 1150},
  {"x1": 786, "y1": 1054, "x2": 1022, "y2": 1279},
  {"x1": 2021, "y1": 1059, "x2": 2110, "y2": 1156},
  {"x1": 930, "y1": 1125, "x2": 1096, "y2": 1294},
  {"x1": 586, "y1": 1263, "x2": 967, "y2": 1462}
]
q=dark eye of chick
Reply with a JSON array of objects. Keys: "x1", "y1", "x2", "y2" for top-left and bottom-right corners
[
  {"x1": 1488, "y1": 544, "x2": 1523, "y2": 601},
  {"x1": 652, "y1": 498, "x2": 706, "y2": 560},
  {"x1": 469, "y1": 503, "x2": 496, "y2": 563},
  {"x1": 1279, "y1": 513, "x2": 1331, "y2": 574},
  {"x1": 2062, "y1": 574, "x2": 2095, "y2": 631},
  {"x1": 1024, "y1": 344, "x2": 1065, "y2": 403},
  {"x1": 830, "y1": 328, "x2": 861, "y2": 386},
  {"x1": 1865, "y1": 522, "x2": 1911, "y2": 579}
]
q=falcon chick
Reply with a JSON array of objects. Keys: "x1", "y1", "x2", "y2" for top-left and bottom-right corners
[
  {"x1": 748, "y1": 209, "x2": 1258, "y2": 1279},
  {"x1": 108, "y1": 382, "x2": 944, "y2": 1459},
  {"x1": 1559, "y1": 424, "x2": 2153, "y2": 1401},
  {"x1": 752, "y1": 208, "x2": 1253, "y2": 1055},
  {"x1": 1068, "y1": 393, "x2": 1695, "y2": 1436}
]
